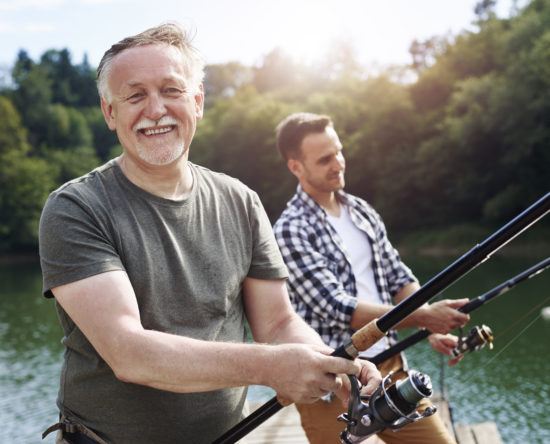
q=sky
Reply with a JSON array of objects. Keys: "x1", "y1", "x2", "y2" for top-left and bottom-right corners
[{"x1": 0, "y1": 0, "x2": 527, "y2": 72}]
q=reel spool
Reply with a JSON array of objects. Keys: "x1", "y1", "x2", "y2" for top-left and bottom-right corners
[
  {"x1": 338, "y1": 370, "x2": 436, "y2": 444},
  {"x1": 452, "y1": 325, "x2": 494, "y2": 357}
]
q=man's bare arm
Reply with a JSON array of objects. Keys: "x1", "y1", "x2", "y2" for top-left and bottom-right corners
[{"x1": 52, "y1": 271, "x2": 364, "y2": 403}]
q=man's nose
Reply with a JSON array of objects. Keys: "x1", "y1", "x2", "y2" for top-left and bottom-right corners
[
  {"x1": 145, "y1": 93, "x2": 166, "y2": 120},
  {"x1": 333, "y1": 155, "x2": 345, "y2": 170}
]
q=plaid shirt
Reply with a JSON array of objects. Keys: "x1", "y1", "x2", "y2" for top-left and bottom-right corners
[{"x1": 274, "y1": 185, "x2": 417, "y2": 351}]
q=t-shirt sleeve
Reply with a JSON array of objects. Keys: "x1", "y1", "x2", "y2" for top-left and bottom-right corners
[
  {"x1": 246, "y1": 192, "x2": 289, "y2": 280},
  {"x1": 39, "y1": 188, "x2": 124, "y2": 298}
]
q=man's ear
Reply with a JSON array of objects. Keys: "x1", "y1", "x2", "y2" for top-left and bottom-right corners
[
  {"x1": 100, "y1": 98, "x2": 117, "y2": 130},
  {"x1": 195, "y1": 84, "x2": 205, "y2": 120},
  {"x1": 287, "y1": 158, "x2": 302, "y2": 178}
]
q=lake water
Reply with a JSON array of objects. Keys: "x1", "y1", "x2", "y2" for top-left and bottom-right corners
[{"x1": 1, "y1": 252, "x2": 549, "y2": 443}]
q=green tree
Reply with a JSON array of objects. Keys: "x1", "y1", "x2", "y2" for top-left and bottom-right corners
[
  {"x1": 81, "y1": 106, "x2": 120, "y2": 161},
  {"x1": 337, "y1": 77, "x2": 422, "y2": 229},
  {"x1": 43, "y1": 104, "x2": 93, "y2": 150},
  {"x1": 0, "y1": 96, "x2": 55, "y2": 250},
  {"x1": 43, "y1": 145, "x2": 100, "y2": 184},
  {"x1": 408, "y1": 0, "x2": 550, "y2": 227},
  {"x1": 203, "y1": 62, "x2": 252, "y2": 107},
  {"x1": 39, "y1": 49, "x2": 98, "y2": 107},
  {"x1": 9, "y1": 55, "x2": 53, "y2": 147},
  {"x1": 1, "y1": 0, "x2": 548, "y2": 252},
  {"x1": 192, "y1": 86, "x2": 295, "y2": 220}
]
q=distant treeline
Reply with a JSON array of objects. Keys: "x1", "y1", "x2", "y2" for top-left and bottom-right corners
[{"x1": 1, "y1": 0, "x2": 549, "y2": 253}]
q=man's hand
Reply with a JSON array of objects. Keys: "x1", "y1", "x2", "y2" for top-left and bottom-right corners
[
  {"x1": 428, "y1": 333, "x2": 464, "y2": 366},
  {"x1": 272, "y1": 344, "x2": 363, "y2": 405},
  {"x1": 334, "y1": 359, "x2": 382, "y2": 407},
  {"x1": 418, "y1": 299, "x2": 470, "y2": 334}
]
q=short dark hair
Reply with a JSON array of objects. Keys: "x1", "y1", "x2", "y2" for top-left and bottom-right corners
[{"x1": 275, "y1": 112, "x2": 333, "y2": 161}]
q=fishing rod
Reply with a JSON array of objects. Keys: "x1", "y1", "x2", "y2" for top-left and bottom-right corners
[
  {"x1": 369, "y1": 255, "x2": 550, "y2": 366},
  {"x1": 212, "y1": 191, "x2": 550, "y2": 444}
]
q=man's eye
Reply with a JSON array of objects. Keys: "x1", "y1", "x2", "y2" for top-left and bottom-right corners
[{"x1": 128, "y1": 93, "x2": 144, "y2": 102}]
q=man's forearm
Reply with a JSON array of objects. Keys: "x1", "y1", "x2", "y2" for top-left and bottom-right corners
[
  {"x1": 108, "y1": 328, "x2": 326, "y2": 393},
  {"x1": 268, "y1": 311, "x2": 327, "y2": 348},
  {"x1": 350, "y1": 282, "x2": 428, "y2": 331}
]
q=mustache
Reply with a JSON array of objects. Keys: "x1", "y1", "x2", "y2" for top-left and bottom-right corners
[{"x1": 133, "y1": 115, "x2": 181, "y2": 131}]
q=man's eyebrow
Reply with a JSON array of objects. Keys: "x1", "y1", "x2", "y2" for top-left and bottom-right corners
[
  {"x1": 119, "y1": 81, "x2": 144, "y2": 91},
  {"x1": 122, "y1": 75, "x2": 187, "y2": 87}
]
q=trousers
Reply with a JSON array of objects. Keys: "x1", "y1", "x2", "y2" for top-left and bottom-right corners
[
  {"x1": 295, "y1": 354, "x2": 457, "y2": 444},
  {"x1": 55, "y1": 430, "x2": 99, "y2": 444}
]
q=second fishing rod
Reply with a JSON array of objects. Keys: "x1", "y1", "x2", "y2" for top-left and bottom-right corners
[
  {"x1": 369, "y1": 255, "x2": 550, "y2": 366},
  {"x1": 212, "y1": 191, "x2": 550, "y2": 444}
]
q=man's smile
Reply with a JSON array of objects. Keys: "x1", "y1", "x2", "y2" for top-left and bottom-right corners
[{"x1": 140, "y1": 125, "x2": 175, "y2": 136}]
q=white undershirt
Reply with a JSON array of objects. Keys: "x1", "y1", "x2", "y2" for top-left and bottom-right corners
[{"x1": 327, "y1": 205, "x2": 388, "y2": 357}]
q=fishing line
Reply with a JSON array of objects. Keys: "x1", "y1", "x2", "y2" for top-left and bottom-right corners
[
  {"x1": 483, "y1": 312, "x2": 543, "y2": 365},
  {"x1": 459, "y1": 293, "x2": 550, "y2": 386},
  {"x1": 492, "y1": 293, "x2": 550, "y2": 340}
]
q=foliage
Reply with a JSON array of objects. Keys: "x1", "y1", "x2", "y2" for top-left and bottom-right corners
[
  {"x1": 1, "y1": 0, "x2": 549, "y2": 254},
  {"x1": 0, "y1": 96, "x2": 55, "y2": 250}
]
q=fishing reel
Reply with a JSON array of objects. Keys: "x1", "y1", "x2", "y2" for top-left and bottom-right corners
[
  {"x1": 338, "y1": 370, "x2": 436, "y2": 444},
  {"x1": 451, "y1": 324, "x2": 494, "y2": 357}
]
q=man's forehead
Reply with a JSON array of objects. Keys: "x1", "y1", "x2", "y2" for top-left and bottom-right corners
[
  {"x1": 110, "y1": 45, "x2": 190, "y2": 87},
  {"x1": 302, "y1": 128, "x2": 342, "y2": 153},
  {"x1": 112, "y1": 44, "x2": 186, "y2": 72}
]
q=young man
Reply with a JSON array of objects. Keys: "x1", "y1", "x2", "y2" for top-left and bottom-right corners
[
  {"x1": 273, "y1": 112, "x2": 470, "y2": 444},
  {"x1": 38, "y1": 27, "x2": 380, "y2": 444}
]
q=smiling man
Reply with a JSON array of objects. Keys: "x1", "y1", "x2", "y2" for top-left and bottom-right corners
[{"x1": 38, "y1": 25, "x2": 381, "y2": 444}]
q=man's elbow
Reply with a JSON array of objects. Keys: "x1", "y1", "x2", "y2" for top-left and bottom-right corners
[
  {"x1": 101, "y1": 335, "x2": 148, "y2": 385},
  {"x1": 106, "y1": 353, "x2": 141, "y2": 384}
]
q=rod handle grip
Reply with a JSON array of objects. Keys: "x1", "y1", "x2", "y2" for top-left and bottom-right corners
[{"x1": 351, "y1": 319, "x2": 386, "y2": 353}]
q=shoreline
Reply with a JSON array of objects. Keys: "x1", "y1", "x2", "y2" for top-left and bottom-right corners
[
  {"x1": 1, "y1": 224, "x2": 548, "y2": 264},
  {"x1": 394, "y1": 223, "x2": 550, "y2": 259}
]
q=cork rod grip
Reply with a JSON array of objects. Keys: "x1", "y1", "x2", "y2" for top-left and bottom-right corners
[{"x1": 351, "y1": 319, "x2": 386, "y2": 352}]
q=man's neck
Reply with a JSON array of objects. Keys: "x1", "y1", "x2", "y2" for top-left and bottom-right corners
[
  {"x1": 322, "y1": 195, "x2": 341, "y2": 217},
  {"x1": 117, "y1": 154, "x2": 194, "y2": 200},
  {"x1": 304, "y1": 187, "x2": 340, "y2": 217}
]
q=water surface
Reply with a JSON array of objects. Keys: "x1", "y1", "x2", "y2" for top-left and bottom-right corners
[{"x1": 1, "y1": 254, "x2": 549, "y2": 443}]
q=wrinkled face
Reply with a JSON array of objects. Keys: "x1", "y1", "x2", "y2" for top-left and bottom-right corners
[
  {"x1": 289, "y1": 126, "x2": 346, "y2": 195},
  {"x1": 101, "y1": 44, "x2": 204, "y2": 166}
]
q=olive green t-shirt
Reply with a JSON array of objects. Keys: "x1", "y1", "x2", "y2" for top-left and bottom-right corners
[{"x1": 39, "y1": 159, "x2": 288, "y2": 443}]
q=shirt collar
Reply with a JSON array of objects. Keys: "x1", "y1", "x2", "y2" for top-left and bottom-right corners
[{"x1": 295, "y1": 184, "x2": 352, "y2": 216}]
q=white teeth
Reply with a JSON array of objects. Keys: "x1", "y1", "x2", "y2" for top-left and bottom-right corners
[{"x1": 143, "y1": 126, "x2": 172, "y2": 136}]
